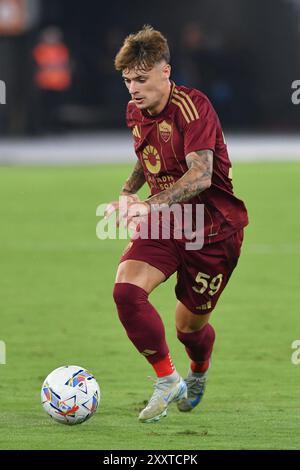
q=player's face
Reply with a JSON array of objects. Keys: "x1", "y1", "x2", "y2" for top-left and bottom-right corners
[{"x1": 122, "y1": 62, "x2": 171, "y2": 114}]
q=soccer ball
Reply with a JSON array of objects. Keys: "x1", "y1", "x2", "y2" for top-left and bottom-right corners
[{"x1": 41, "y1": 365, "x2": 100, "y2": 425}]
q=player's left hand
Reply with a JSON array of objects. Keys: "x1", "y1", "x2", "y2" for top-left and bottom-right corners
[
  {"x1": 120, "y1": 201, "x2": 150, "y2": 231},
  {"x1": 104, "y1": 193, "x2": 141, "y2": 222}
]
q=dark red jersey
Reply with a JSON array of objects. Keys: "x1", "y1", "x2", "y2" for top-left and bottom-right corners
[{"x1": 126, "y1": 82, "x2": 248, "y2": 244}]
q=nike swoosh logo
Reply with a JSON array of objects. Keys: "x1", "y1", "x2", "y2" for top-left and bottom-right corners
[{"x1": 163, "y1": 393, "x2": 172, "y2": 403}]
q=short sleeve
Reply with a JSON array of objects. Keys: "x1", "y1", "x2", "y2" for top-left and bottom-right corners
[
  {"x1": 183, "y1": 97, "x2": 218, "y2": 155},
  {"x1": 126, "y1": 101, "x2": 136, "y2": 129}
]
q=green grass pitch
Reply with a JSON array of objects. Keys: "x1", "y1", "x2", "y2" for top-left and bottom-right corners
[{"x1": 0, "y1": 161, "x2": 299, "y2": 450}]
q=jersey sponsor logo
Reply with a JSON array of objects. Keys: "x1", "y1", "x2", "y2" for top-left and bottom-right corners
[
  {"x1": 158, "y1": 120, "x2": 172, "y2": 142},
  {"x1": 142, "y1": 145, "x2": 161, "y2": 174},
  {"x1": 155, "y1": 174, "x2": 175, "y2": 190}
]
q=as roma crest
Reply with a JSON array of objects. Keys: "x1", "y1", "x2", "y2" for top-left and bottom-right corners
[{"x1": 158, "y1": 120, "x2": 172, "y2": 143}]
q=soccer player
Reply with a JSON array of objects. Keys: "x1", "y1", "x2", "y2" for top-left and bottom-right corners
[{"x1": 108, "y1": 25, "x2": 248, "y2": 423}]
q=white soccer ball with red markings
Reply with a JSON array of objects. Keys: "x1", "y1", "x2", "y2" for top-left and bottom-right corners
[{"x1": 41, "y1": 365, "x2": 100, "y2": 425}]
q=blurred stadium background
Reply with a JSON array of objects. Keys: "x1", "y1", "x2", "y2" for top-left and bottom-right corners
[
  {"x1": 0, "y1": 0, "x2": 300, "y2": 451},
  {"x1": 0, "y1": 0, "x2": 299, "y2": 159}
]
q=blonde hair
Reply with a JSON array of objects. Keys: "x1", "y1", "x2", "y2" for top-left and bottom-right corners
[{"x1": 114, "y1": 25, "x2": 170, "y2": 71}]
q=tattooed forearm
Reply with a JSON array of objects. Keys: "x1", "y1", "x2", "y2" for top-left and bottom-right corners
[
  {"x1": 121, "y1": 160, "x2": 146, "y2": 194},
  {"x1": 145, "y1": 150, "x2": 213, "y2": 207}
]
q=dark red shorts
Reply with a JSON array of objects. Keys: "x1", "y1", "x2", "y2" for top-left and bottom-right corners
[{"x1": 119, "y1": 229, "x2": 244, "y2": 315}]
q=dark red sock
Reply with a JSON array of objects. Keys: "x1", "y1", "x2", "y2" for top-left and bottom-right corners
[
  {"x1": 113, "y1": 283, "x2": 174, "y2": 374},
  {"x1": 177, "y1": 324, "x2": 215, "y2": 371},
  {"x1": 190, "y1": 359, "x2": 210, "y2": 373}
]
